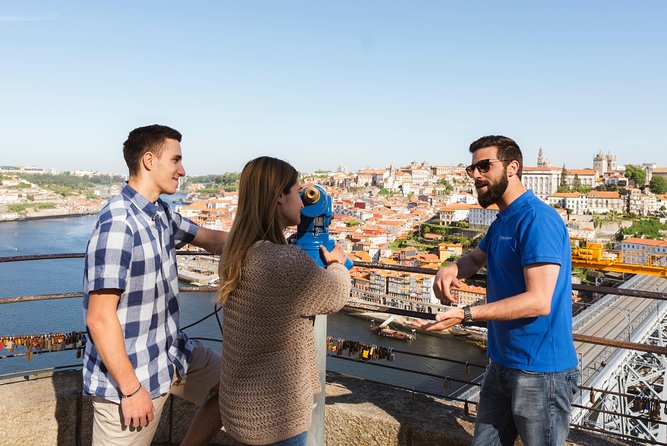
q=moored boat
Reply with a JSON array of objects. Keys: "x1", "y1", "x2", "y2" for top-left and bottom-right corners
[{"x1": 370, "y1": 316, "x2": 416, "y2": 341}]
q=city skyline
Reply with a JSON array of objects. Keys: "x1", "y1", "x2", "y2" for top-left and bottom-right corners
[
  {"x1": 1, "y1": 147, "x2": 660, "y2": 178},
  {"x1": 2, "y1": 1, "x2": 666, "y2": 175}
]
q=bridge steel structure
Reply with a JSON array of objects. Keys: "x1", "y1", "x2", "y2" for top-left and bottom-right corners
[{"x1": 571, "y1": 273, "x2": 667, "y2": 444}]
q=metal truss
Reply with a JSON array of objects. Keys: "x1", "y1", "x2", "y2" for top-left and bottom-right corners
[{"x1": 573, "y1": 301, "x2": 667, "y2": 444}]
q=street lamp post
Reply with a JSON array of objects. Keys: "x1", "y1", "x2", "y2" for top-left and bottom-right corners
[
  {"x1": 607, "y1": 304, "x2": 633, "y2": 342},
  {"x1": 576, "y1": 300, "x2": 632, "y2": 342}
]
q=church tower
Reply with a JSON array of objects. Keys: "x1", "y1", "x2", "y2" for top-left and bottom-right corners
[
  {"x1": 537, "y1": 148, "x2": 550, "y2": 167},
  {"x1": 606, "y1": 152, "x2": 617, "y2": 171},
  {"x1": 593, "y1": 151, "x2": 605, "y2": 177}
]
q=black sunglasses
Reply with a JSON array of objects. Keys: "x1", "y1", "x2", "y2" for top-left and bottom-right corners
[{"x1": 465, "y1": 158, "x2": 511, "y2": 177}]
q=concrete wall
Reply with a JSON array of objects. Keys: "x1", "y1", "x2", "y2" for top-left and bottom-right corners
[{"x1": 0, "y1": 370, "x2": 625, "y2": 445}]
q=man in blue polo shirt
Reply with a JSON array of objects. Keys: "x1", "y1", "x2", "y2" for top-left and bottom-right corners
[
  {"x1": 83, "y1": 125, "x2": 227, "y2": 445},
  {"x1": 415, "y1": 135, "x2": 578, "y2": 445}
]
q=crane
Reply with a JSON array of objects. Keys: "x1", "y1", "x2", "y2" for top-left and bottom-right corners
[{"x1": 571, "y1": 238, "x2": 667, "y2": 278}]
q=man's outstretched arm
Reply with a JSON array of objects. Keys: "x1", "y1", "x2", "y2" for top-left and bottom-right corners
[
  {"x1": 191, "y1": 228, "x2": 228, "y2": 255},
  {"x1": 414, "y1": 262, "x2": 559, "y2": 331}
]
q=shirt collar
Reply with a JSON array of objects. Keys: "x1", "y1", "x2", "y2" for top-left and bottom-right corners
[
  {"x1": 497, "y1": 189, "x2": 534, "y2": 223},
  {"x1": 121, "y1": 183, "x2": 161, "y2": 220}
]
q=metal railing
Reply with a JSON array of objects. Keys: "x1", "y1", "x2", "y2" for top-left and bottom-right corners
[{"x1": 2, "y1": 252, "x2": 667, "y2": 445}]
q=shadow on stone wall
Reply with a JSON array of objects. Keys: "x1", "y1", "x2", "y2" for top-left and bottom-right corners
[{"x1": 51, "y1": 371, "x2": 88, "y2": 445}]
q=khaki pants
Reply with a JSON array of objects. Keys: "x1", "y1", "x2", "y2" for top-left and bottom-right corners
[{"x1": 91, "y1": 341, "x2": 220, "y2": 446}]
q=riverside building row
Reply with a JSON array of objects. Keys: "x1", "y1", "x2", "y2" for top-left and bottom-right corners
[{"x1": 0, "y1": 176, "x2": 111, "y2": 221}]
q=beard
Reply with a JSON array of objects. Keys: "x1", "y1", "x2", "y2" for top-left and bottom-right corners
[{"x1": 476, "y1": 171, "x2": 508, "y2": 208}]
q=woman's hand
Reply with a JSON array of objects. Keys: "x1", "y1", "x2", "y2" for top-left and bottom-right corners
[{"x1": 320, "y1": 244, "x2": 348, "y2": 266}]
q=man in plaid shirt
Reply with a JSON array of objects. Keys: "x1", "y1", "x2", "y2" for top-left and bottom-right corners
[{"x1": 83, "y1": 125, "x2": 227, "y2": 445}]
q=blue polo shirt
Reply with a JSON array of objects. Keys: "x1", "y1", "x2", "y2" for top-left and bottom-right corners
[{"x1": 478, "y1": 190, "x2": 577, "y2": 372}]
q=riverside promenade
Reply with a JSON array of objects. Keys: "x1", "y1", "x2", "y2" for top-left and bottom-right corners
[{"x1": 178, "y1": 254, "x2": 219, "y2": 285}]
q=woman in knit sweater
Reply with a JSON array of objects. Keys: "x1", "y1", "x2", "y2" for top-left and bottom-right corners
[{"x1": 217, "y1": 156, "x2": 351, "y2": 446}]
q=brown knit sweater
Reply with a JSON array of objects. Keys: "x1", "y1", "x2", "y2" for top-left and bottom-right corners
[{"x1": 218, "y1": 241, "x2": 351, "y2": 445}]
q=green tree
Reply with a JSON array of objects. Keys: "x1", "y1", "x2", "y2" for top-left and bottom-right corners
[
  {"x1": 649, "y1": 176, "x2": 667, "y2": 194},
  {"x1": 572, "y1": 174, "x2": 581, "y2": 191},
  {"x1": 16, "y1": 173, "x2": 125, "y2": 197},
  {"x1": 623, "y1": 217, "x2": 667, "y2": 239},
  {"x1": 624, "y1": 164, "x2": 646, "y2": 187},
  {"x1": 185, "y1": 173, "x2": 240, "y2": 193},
  {"x1": 558, "y1": 166, "x2": 569, "y2": 192}
]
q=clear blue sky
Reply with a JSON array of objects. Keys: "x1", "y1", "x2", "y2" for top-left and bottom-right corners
[{"x1": 2, "y1": 1, "x2": 666, "y2": 176}]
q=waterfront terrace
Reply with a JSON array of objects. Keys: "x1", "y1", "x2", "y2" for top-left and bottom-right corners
[{"x1": 2, "y1": 252, "x2": 667, "y2": 445}]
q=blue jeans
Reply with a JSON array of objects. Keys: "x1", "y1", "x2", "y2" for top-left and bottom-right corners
[
  {"x1": 473, "y1": 362, "x2": 579, "y2": 446},
  {"x1": 265, "y1": 432, "x2": 308, "y2": 446}
]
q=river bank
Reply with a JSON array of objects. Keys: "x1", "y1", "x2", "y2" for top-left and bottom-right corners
[{"x1": 0, "y1": 210, "x2": 98, "y2": 223}]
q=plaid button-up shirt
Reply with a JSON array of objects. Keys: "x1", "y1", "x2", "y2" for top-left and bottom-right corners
[{"x1": 82, "y1": 184, "x2": 198, "y2": 401}]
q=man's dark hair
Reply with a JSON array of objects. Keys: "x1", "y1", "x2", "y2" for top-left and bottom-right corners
[
  {"x1": 469, "y1": 135, "x2": 523, "y2": 179},
  {"x1": 123, "y1": 124, "x2": 182, "y2": 176}
]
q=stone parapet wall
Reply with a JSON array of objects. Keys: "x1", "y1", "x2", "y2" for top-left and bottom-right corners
[{"x1": 0, "y1": 370, "x2": 625, "y2": 445}]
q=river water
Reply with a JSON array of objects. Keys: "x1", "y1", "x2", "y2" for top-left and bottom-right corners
[{"x1": 0, "y1": 206, "x2": 487, "y2": 397}]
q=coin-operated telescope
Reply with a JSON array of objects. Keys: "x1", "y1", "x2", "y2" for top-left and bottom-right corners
[
  {"x1": 293, "y1": 184, "x2": 353, "y2": 444},
  {"x1": 292, "y1": 184, "x2": 353, "y2": 270}
]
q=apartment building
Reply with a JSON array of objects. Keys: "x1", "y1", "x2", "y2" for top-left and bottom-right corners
[
  {"x1": 620, "y1": 238, "x2": 667, "y2": 265},
  {"x1": 547, "y1": 192, "x2": 587, "y2": 215},
  {"x1": 586, "y1": 191, "x2": 623, "y2": 214},
  {"x1": 626, "y1": 188, "x2": 657, "y2": 216},
  {"x1": 522, "y1": 166, "x2": 563, "y2": 198},
  {"x1": 548, "y1": 190, "x2": 625, "y2": 215},
  {"x1": 438, "y1": 203, "x2": 471, "y2": 224},
  {"x1": 468, "y1": 204, "x2": 499, "y2": 227},
  {"x1": 523, "y1": 166, "x2": 599, "y2": 198},
  {"x1": 438, "y1": 243, "x2": 463, "y2": 262},
  {"x1": 450, "y1": 282, "x2": 486, "y2": 306}
]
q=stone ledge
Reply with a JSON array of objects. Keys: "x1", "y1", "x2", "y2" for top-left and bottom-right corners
[
  {"x1": 0, "y1": 370, "x2": 628, "y2": 445},
  {"x1": 324, "y1": 373, "x2": 630, "y2": 446}
]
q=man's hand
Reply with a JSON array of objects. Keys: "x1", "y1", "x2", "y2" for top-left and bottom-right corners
[
  {"x1": 120, "y1": 387, "x2": 155, "y2": 429},
  {"x1": 432, "y1": 264, "x2": 462, "y2": 304},
  {"x1": 412, "y1": 307, "x2": 465, "y2": 332}
]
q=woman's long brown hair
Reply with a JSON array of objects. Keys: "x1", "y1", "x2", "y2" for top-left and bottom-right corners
[{"x1": 217, "y1": 156, "x2": 298, "y2": 304}]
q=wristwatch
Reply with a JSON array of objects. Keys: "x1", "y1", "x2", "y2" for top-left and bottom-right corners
[{"x1": 462, "y1": 306, "x2": 473, "y2": 326}]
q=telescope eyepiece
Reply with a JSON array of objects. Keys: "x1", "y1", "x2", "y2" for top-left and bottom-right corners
[{"x1": 303, "y1": 186, "x2": 321, "y2": 205}]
